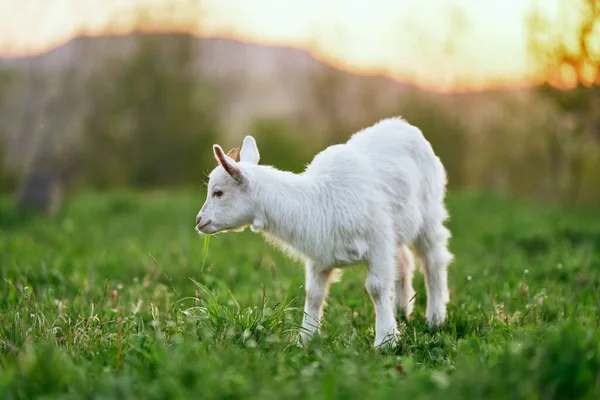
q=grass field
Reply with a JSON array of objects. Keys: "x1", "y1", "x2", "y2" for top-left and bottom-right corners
[{"x1": 1, "y1": 190, "x2": 600, "y2": 399}]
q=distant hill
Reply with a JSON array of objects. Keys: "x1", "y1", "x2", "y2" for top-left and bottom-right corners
[
  {"x1": 0, "y1": 35, "x2": 405, "y2": 126},
  {"x1": 0, "y1": 34, "x2": 415, "y2": 164},
  {"x1": 0, "y1": 33, "x2": 532, "y2": 171}
]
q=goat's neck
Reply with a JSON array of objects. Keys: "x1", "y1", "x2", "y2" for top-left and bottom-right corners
[{"x1": 252, "y1": 167, "x2": 317, "y2": 246}]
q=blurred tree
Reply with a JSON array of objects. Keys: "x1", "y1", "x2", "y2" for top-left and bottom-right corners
[
  {"x1": 307, "y1": 66, "x2": 351, "y2": 145},
  {"x1": 304, "y1": 63, "x2": 400, "y2": 147},
  {"x1": 83, "y1": 32, "x2": 219, "y2": 188},
  {"x1": 13, "y1": 60, "x2": 85, "y2": 213},
  {"x1": 399, "y1": 89, "x2": 468, "y2": 188},
  {"x1": 249, "y1": 117, "x2": 314, "y2": 173},
  {"x1": 527, "y1": 0, "x2": 600, "y2": 203},
  {"x1": 0, "y1": 69, "x2": 17, "y2": 193}
]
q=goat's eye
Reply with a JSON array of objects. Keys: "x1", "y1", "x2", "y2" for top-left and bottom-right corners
[{"x1": 213, "y1": 190, "x2": 223, "y2": 198}]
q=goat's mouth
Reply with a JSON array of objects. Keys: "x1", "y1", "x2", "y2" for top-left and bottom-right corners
[{"x1": 195, "y1": 219, "x2": 213, "y2": 233}]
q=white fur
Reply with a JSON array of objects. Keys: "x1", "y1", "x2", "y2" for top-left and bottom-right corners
[{"x1": 196, "y1": 117, "x2": 453, "y2": 348}]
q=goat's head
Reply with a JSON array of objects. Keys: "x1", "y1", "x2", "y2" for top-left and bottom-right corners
[{"x1": 195, "y1": 136, "x2": 260, "y2": 234}]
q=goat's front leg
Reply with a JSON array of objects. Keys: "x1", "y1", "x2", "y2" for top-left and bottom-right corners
[
  {"x1": 300, "y1": 263, "x2": 333, "y2": 345},
  {"x1": 366, "y1": 245, "x2": 399, "y2": 349}
]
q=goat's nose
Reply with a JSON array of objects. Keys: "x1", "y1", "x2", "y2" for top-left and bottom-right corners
[{"x1": 196, "y1": 216, "x2": 202, "y2": 226}]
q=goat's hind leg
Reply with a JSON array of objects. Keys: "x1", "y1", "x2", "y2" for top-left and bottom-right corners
[
  {"x1": 366, "y1": 243, "x2": 399, "y2": 349},
  {"x1": 416, "y1": 222, "x2": 453, "y2": 329},
  {"x1": 395, "y1": 244, "x2": 416, "y2": 319}
]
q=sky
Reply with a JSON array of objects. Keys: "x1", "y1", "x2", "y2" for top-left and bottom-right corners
[{"x1": 0, "y1": 0, "x2": 564, "y2": 92}]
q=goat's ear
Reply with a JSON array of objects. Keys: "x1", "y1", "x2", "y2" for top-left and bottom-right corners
[
  {"x1": 240, "y1": 135, "x2": 260, "y2": 165},
  {"x1": 214, "y1": 145, "x2": 242, "y2": 183},
  {"x1": 226, "y1": 147, "x2": 240, "y2": 160}
]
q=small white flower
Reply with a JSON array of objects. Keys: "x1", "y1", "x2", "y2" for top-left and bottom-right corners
[
  {"x1": 524, "y1": 269, "x2": 529, "y2": 274},
  {"x1": 467, "y1": 275, "x2": 472, "y2": 281}
]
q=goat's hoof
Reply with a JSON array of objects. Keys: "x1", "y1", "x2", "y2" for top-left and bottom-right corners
[
  {"x1": 374, "y1": 330, "x2": 400, "y2": 351},
  {"x1": 426, "y1": 312, "x2": 446, "y2": 330},
  {"x1": 426, "y1": 302, "x2": 447, "y2": 328},
  {"x1": 296, "y1": 335, "x2": 308, "y2": 348},
  {"x1": 297, "y1": 331, "x2": 317, "y2": 348},
  {"x1": 397, "y1": 304, "x2": 414, "y2": 321}
]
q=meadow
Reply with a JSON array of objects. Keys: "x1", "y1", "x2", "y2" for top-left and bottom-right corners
[{"x1": 1, "y1": 190, "x2": 599, "y2": 399}]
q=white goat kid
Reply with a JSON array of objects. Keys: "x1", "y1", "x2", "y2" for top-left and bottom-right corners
[{"x1": 196, "y1": 117, "x2": 453, "y2": 349}]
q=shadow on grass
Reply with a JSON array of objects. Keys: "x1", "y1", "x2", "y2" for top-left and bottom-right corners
[{"x1": 0, "y1": 201, "x2": 43, "y2": 231}]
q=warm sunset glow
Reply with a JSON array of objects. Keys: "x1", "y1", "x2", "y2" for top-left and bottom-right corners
[{"x1": 0, "y1": 0, "x2": 568, "y2": 92}]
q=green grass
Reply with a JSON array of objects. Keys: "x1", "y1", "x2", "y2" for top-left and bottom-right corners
[{"x1": 1, "y1": 190, "x2": 600, "y2": 399}]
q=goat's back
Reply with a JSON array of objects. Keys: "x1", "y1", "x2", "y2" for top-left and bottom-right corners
[
  {"x1": 280, "y1": 117, "x2": 448, "y2": 262},
  {"x1": 335, "y1": 117, "x2": 447, "y2": 243},
  {"x1": 347, "y1": 117, "x2": 446, "y2": 195}
]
